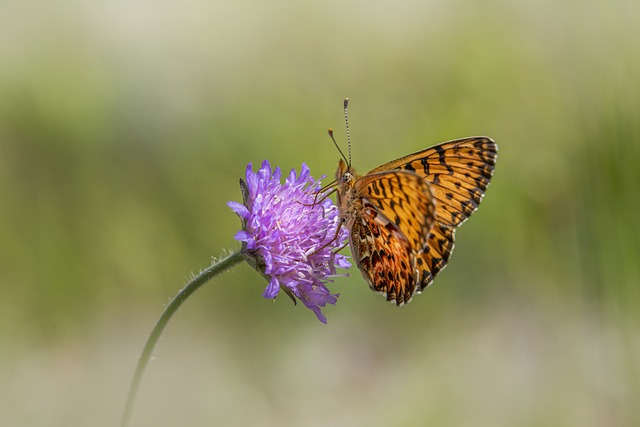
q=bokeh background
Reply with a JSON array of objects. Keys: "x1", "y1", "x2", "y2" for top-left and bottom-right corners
[{"x1": 1, "y1": 0, "x2": 639, "y2": 426}]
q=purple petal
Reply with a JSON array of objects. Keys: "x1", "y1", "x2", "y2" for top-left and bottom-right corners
[
  {"x1": 272, "y1": 166, "x2": 281, "y2": 182},
  {"x1": 263, "y1": 277, "x2": 280, "y2": 298},
  {"x1": 227, "y1": 201, "x2": 250, "y2": 218},
  {"x1": 233, "y1": 230, "x2": 252, "y2": 242},
  {"x1": 308, "y1": 305, "x2": 328, "y2": 324}
]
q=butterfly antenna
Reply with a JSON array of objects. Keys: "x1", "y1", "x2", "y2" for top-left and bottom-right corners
[
  {"x1": 328, "y1": 128, "x2": 349, "y2": 166},
  {"x1": 343, "y1": 98, "x2": 352, "y2": 166}
]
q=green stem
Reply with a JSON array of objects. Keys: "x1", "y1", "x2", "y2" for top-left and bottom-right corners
[{"x1": 121, "y1": 250, "x2": 245, "y2": 427}]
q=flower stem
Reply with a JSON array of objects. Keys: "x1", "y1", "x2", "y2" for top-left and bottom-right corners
[{"x1": 121, "y1": 250, "x2": 245, "y2": 427}]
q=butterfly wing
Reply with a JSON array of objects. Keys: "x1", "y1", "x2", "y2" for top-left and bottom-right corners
[
  {"x1": 368, "y1": 136, "x2": 497, "y2": 290},
  {"x1": 350, "y1": 171, "x2": 436, "y2": 305},
  {"x1": 369, "y1": 136, "x2": 497, "y2": 228}
]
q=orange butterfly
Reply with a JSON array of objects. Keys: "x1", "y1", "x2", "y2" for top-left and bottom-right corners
[{"x1": 332, "y1": 99, "x2": 498, "y2": 305}]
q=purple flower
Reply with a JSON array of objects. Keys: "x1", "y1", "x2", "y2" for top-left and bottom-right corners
[{"x1": 228, "y1": 160, "x2": 350, "y2": 323}]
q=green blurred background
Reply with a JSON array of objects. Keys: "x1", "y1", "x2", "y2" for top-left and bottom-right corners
[{"x1": 1, "y1": 0, "x2": 639, "y2": 425}]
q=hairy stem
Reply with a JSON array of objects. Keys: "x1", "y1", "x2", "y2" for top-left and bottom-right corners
[{"x1": 121, "y1": 250, "x2": 245, "y2": 427}]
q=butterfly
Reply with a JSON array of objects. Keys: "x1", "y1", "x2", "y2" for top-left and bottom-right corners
[{"x1": 332, "y1": 99, "x2": 498, "y2": 305}]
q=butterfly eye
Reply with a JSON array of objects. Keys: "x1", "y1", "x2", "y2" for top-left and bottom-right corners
[{"x1": 341, "y1": 172, "x2": 352, "y2": 183}]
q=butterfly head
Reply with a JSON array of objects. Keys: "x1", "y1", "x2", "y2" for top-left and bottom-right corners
[{"x1": 336, "y1": 159, "x2": 355, "y2": 185}]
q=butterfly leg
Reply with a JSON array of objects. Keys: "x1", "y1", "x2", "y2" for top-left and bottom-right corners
[
  {"x1": 333, "y1": 240, "x2": 349, "y2": 253},
  {"x1": 296, "y1": 184, "x2": 338, "y2": 207}
]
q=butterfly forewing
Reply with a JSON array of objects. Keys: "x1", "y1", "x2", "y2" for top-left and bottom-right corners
[
  {"x1": 417, "y1": 223, "x2": 455, "y2": 289},
  {"x1": 369, "y1": 137, "x2": 497, "y2": 228}
]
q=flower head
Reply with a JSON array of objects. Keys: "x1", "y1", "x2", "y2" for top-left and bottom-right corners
[{"x1": 228, "y1": 160, "x2": 350, "y2": 323}]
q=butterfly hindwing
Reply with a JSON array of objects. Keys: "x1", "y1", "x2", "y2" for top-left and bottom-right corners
[
  {"x1": 345, "y1": 170, "x2": 437, "y2": 304},
  {"x1": 349, "y1": 201, "x2": 418, "y2": 305}
]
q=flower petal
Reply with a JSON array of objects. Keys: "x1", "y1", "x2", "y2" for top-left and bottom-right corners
[
  {"x1": 263, "y1": 276, "x2": 280, "y2": 299},
  {"x1": 227, "y1": 201, "x2": 250, "y2": 218}
]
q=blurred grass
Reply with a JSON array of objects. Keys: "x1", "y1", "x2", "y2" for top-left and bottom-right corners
[{"x1": 1, "y1": 0, "x2": 639, "y2": 425}]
